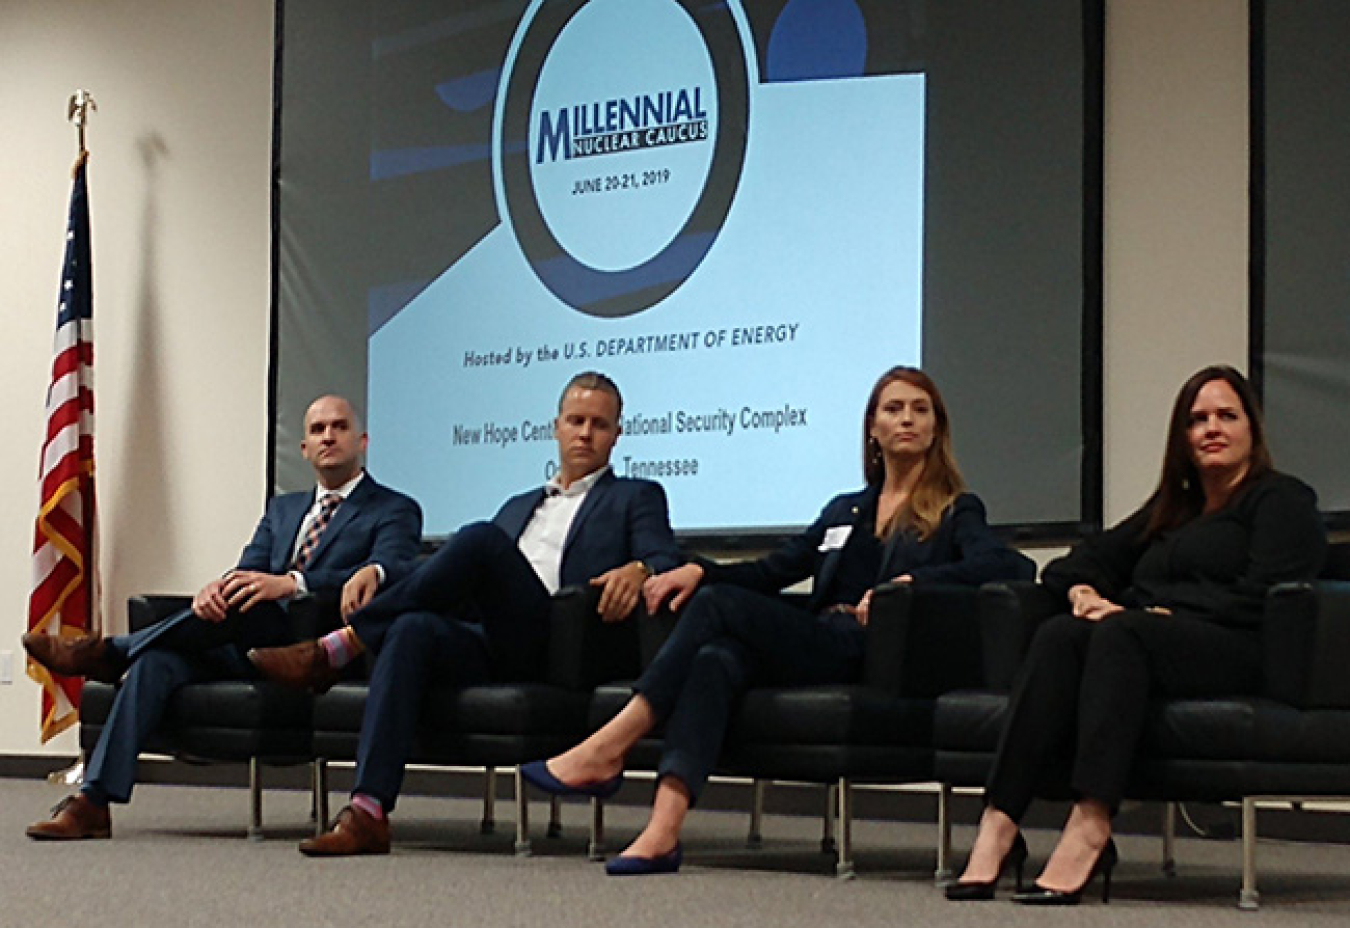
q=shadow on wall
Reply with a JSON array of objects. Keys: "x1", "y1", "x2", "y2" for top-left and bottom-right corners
[{"x1": 102, "y1": 132, "x2": 176, "y2": 631}]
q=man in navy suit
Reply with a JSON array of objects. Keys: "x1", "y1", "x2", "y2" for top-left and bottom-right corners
[
  {"x1": 248, "y1": 371, "x2": 681, "y2": 856},
  {"x1": 23, "y1": 395, "x2": 422, "y2": 840}
]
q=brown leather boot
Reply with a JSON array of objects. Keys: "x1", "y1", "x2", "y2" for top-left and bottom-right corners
[
  {"x1": 247, "y1": 640, "x2": 340, "y2": 693},
  {"x1": 26, "y1": 794, "x2": 112, "y2": 840},
  {"x1": 22, "y1": 633, "x2": 127, "y2": 685},
  {"x1": 299, "y1": 805, "x2": 390, "y2": 856}
]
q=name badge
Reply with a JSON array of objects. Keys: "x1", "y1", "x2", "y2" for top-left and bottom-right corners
[{"x1": 819, "y1": 525, "x2": 852, "y2": 552}]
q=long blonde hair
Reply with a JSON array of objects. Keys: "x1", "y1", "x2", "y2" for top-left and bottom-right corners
[{"x1": 862, "y1": 367, "x2": 966, "y2": 540}]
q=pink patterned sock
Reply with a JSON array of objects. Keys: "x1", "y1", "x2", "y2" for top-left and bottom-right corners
[
  {"x1": 350, "y1": 793, "x2": 385, "y2": 822},
  {"x1": 319, "y1": 628, "x2": 359, "y2": 669}
]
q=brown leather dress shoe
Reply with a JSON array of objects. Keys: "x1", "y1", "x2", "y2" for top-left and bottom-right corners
[
  {"x1": 300, "y1": 805, "x2": 390, "y2": 856},
  {"x1": 22, "y1": 633, "x2": 127, "y2": 685},
  {"x1": 26, "y1": 794, "x2": 112, "y2": 840},
  {"x1": 247, "y1": 641, "x2": 339, "y2": 693}
]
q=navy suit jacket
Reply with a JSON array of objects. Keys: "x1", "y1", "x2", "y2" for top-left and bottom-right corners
[
  {"x1": 125, "y1": 472, "x2": 422, "y2": 660},
  {"x1": 491, "y1": 468, "x2": 680, "y2": 587},
  {"x1": 237, "y1": 471, "x2": 423, "y2": 595},
  {"x1": 704, "y1": 488, "x2": 1034, "y2": 614}
]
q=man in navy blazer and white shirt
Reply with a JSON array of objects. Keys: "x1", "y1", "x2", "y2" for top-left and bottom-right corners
[
  {"x1": 249, "y1": 371, "x2": 681, "y2": 856},
  {"x1": 23, "y1": 395, "x2": 422, "y2": 840}
]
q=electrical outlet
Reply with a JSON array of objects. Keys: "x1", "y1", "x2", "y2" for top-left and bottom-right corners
[{"x1": 0, "y1": 649, "x2": 13, "y2": 684}]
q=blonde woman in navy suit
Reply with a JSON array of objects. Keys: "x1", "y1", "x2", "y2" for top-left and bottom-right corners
[{"x1": 523, "y1": 367, "x2": 1033, "y2": 874}]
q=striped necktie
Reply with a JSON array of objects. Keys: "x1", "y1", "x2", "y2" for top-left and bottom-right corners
[{"x1": 293, "y1": 492, "x2": 342, "y2": 570}]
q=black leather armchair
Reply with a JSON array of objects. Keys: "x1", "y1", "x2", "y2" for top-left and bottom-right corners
[
  {"x1": 79, "y1": 594, "x2": 326, "y2": 839},
  {"x1": 585, "y1": 582, "x2": 987, "y2": 877},
  {"x1": 309, "y1": 584, "x2": 636, "y2": 854},
  {"x1": 932, "y1": 543, "x2": 1350, "y2": 908}
]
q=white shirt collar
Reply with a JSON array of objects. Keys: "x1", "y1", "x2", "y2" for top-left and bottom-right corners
[
  {"x1": 546, "y1": 464, "x2": 610, "y2": 498},
  {"x1": 315, "y1": 469, "x2": 365, "y2": 502}
]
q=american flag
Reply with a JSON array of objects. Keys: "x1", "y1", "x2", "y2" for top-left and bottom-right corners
[{"x1": 27, "y1": 158, "x2": 100, "y2": 743}]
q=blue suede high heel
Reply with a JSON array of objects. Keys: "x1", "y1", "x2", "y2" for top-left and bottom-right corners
[
  {"x1": 605, "y1": 843, "x2": 683, "y2": 876},
  {"x1": 518, "y1": 760, "x2": 623, "y2": 800}
]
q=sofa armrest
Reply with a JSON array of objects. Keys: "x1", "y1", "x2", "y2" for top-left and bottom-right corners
[
  {"x1": 978, "y1": 581, "x2": 1061, "y2": 692},
  {"x1": 1263, "y1": 580, "x2": 1350, "y2": 708},
  {"x1": 635, "y1": 588, "x2": 813, "y2": 672},
  {"x1": 286, "y1": 593, "x2": 335, "y2": 641},
  {"x1": 127, "y1": 595, "x2": 192, "y2": 632},
  {"x1": 546, "y1": 586, "x2": 642, "y2": 691},
  {"x1": 864, "y1": 583, "x2": 983, "y2": 697},
  {"x1": 127, "y1": 592, "x2": 333, "y2": 641},
  {"x1": 862, "y1": 582, "x2": 912, "y2": 695},
  {"x1": 638, "y1": 608, "x2": 678, "y2": 670}
]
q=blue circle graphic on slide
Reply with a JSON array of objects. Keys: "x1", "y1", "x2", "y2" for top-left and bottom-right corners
[
  {"x1": 533, "y1": 0, "x2": 714, "y2": 271},
  {"x1": 498, "y1": 0, "x2": 750, "y2": 318}
]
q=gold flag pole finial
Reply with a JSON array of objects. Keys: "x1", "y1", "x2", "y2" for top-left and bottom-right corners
[{"x1": 67, "y1": 90, "x2": 97, "y2": 171}]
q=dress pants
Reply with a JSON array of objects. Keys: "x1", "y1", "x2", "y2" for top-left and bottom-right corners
[
  {"x1": 345, "y1": 522, "x2": 551, "y2": 810},
  {"x1": 348, "y1": 521, "x2": 550, "y2": 681},
  {"x1": 984, "y1": 610, "x2": 1262, "y2": 819},
  {"x1": 85, "y1": 604, "x2": 292, "y2": 804},
  {"x1": 633, "y1": 585, "x2": 865, "y2": 803}
]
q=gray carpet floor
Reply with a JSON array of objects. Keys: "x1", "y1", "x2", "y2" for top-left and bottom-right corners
[{"x1": 4, "y1": 777, "x2": 1350, "y2": 927}]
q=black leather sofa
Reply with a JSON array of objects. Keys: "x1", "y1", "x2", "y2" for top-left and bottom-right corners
[
  {"x1": 582, "y1": 583, "x2": 989, "y2": 877},
  {"x1": 79, "y1": 586, "x2": 637, "y2": 851},
  {"x1": 932, "y1": 542, "x2": 1350, "y2": 908},
  {"x1": 78, "y1": 581, "x2": 990, "y2": 878}
]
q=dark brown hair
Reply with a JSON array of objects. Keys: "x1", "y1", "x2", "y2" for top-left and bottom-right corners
[
  {"x1": 1145, "y1": 364, "x2": 1272, "y2": 538},
  {"x1": 862, "y1": 366, "x2": 966, "y2": 540}
]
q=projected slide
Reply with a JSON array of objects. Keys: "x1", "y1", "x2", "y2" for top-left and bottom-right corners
[{"x1": 368, "y1": 0, "x2": 925, "y2": 533}]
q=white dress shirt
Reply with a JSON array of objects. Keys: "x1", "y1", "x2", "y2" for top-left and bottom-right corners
[{"x1": 516, "y1": 466, "x2": 609, "y2": 594}]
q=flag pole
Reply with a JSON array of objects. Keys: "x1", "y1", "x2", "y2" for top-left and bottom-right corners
[
  {"x1": 67, "y1": 89, "x2": 96, "y2": 172},
  {"x1": 32, "y1": 92, "x2": 100, "y2": 778}
]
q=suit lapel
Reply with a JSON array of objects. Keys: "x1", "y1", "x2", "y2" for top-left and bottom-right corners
[
  {"x1": 272, "y1": 490, "x2": 314, "y2": 572},
  {"x1": 562, "y1": 469, "x2": 614, "y2": 557},
  {"x1": 879, "y1": 527, "x2": 917, "y2": 582},
  {"x1": 502, "y1": 488, "x2": 548, "y2": 541},
  {"x1": 811, "y1": 488, "x2": 875, "y2": 607},
  {"x1": 306, "y1": 476, "x2": 376, "y2": 568}
]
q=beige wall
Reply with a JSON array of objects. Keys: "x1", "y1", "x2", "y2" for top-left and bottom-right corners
[
  {"x1": 0, "y1": 0, "x2": 274, "y2": 754},
  {"x1": 0, "y1": 0, "x2": 1249, "y2": 756},
  {"x1": 1102, "y1": 0, "x2": 1250, "y2": 523}
]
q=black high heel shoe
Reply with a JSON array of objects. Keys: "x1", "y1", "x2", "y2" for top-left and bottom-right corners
[
  {"x1": 944, "y1": 832, "x2": 1028, "y2": 901},
  {"x1": 1011, "y1": 837, "x2": 1118, "y2": 905}
]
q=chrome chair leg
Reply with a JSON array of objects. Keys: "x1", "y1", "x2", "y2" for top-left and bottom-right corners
[
  {"x1": 481, "y1": 766, "x2": 497, "y2": 835},
  {"x1": 312, "y1": 758, "x2": 329, "y2": 835},
  {"x1": 747, "y1": 779, "x2": 766, "y2": 849},
  {"x1": 835, "y1": 777, "x2": 855, "y2": 880},
  {"x1": 589, "y1": 797, "x2": 606, "y2": 861},
  {"x1": 1239, "y1": 797, "x2": 1260, "y2": 910},
  {"x1": 247, "y1": 757, "x2": 263, "y2": 841},
  {"x1": 547, "y1": 794, "x2": 563, "y2": 838},
  {"x1": 1161, "y1": 801, "x2": 1177, "y2": 877},
  {"x1": 821, "y1": 783, "x2": 837, "y2": 855},
  {"x1": 514, "y1": 767, "x2": 532, "y2": 856},
  {"x1": 935, "y1": 782, "x2": 954, "y2": 884}
]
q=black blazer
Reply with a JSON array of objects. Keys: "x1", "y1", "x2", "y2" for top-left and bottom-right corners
[
  {"x1": 701, "y1": 487, "x2": 1034, "y2": 614},
  {"x1": 1041, "y1": 471, "x2": 1325, "y2": 629}
]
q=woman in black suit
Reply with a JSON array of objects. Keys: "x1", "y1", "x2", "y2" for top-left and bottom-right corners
[
  {"x1": 523, "y1": 366, "x2": 1033, "y2": 874},
  {"x1": 948, "y1": 365, "x2": 1326, "y2": 904}
]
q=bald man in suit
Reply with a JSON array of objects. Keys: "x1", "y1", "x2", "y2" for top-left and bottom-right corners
[{"x1": 24, "y1": 395, "x2": 422, "y2": 839}]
